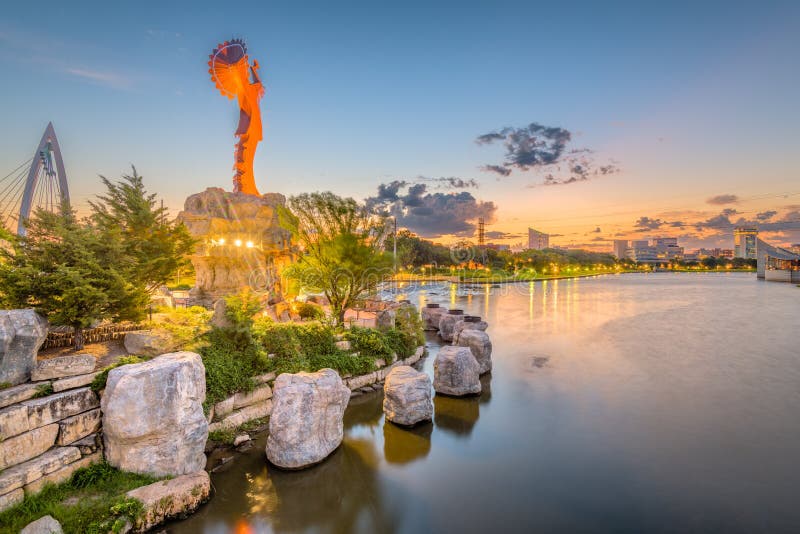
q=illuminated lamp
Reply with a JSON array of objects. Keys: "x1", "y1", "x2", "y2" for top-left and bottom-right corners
[
  {"x1": 218, "y1": 238, "x2": 225, "y2": 245},
  {"x1": 235, "y1": 239, "x2": 242, "y2": 247},
  {"x1": 246, "y1": 240, "x2": 254, "y2": 248}
]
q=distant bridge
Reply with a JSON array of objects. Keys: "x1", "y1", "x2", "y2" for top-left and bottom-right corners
[{"x1": 0, "y1": 122, "x2": 70, "y2": 235}]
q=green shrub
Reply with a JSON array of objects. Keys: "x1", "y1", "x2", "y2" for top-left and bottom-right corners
[
  {"x1": 395, "y1": 305, "x2": 425, "y2": 347},
  {"x1": 146, "y1": 305, "x2": 211, "y2": 351},
  {"x1": 200, "y1": 328, "x2": 260, "y2": 407},
  {"x1": 297, "y1": 301, "x2": 323, "y2": 320},
  {"x1": 91, "y1": 356, "x2": 147, "y2": 393},
  {"x1": 224, "y1": 289, "x2": 261, "y2": 331},
  {"x1": 252, "y1": 319, "x2": 303, "y2": 359},
  {"x1": 344, "y1": 326, "x2": 392, "y2": 357}
]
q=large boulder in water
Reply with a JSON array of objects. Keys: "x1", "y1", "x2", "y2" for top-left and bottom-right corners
[
  {"x1": 452, "y1": 316, "x2": 489, "y2": 344},
  {"x1": 455, "y1": 329, "x2": 492, "y2": 375},
  {"x1": 383, "y1": 366, "x2": 433, "y2": 426},
  {"x1": 266, "y1": 369, "x2": 351, "y2": 469},
  {"x1": 437, "y1": 309, "x2": 465, "y2": 342},
  {"x1": 421, "y1": 304, "x2": 446, "y2": 331},
  {"x1": 102, "y1": 352, "x2": 207, "y2": 477},
  {"x1": 433, "y1": 346, "x2": 481, "y2": 397},
  {"x1": 0, "y1": 310, "x2": 48, "y2": 386}
]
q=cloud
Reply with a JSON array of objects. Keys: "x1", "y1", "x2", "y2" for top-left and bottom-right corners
[
  {"x1": 366, "y1": 182, "x2": 497, "y2": 238},
  {"x1": 756, "y1": 210, "x2": 777, "y2": 221},
  {"x1": 484, "y1": 230, "x2": 524, "y2": 240},
  {"x1": 477, "y1": 122, "x2": 620, "y2": 185},
  {"x1": 418, "y1": 176, "x2": 479, "y2": 189},
  {"x1": 706, "y1": 194, "x2": 739, "y2": 205},
  {"x1": 63, "y1": 67, "x2": 131, "y2": 89},
  {"x1": 634, "y1": 216, "x2": 666, "y2": 230}
]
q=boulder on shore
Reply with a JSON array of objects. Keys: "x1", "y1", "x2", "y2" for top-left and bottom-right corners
[
  {"x1": 126, "y1": 471, "x2": 211, "y2": 533},
  {"x1": 102, "y1": 352, "x2": 207, "y2": 477},
  {"x1": 0, "y1": 310, "x2": 48, "y2": 386},
  {"x1": 455, "y1": 329, "x2": 493, "y2": 375},
  {"x1": 266, "y1": 369, "x2": 350, "y2": 469},
  {"x1": 433, "y1": 346, "x2": 481, "y2": 397},
  {"x1": 383, "y1": 366, "x2": 433, "y2": 426},
  {"x1": 123, "y1": 331, "x2": 174, "y2": 357}
]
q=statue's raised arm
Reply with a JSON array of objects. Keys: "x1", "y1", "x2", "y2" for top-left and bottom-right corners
[{"x1": 209, "y1": 39, "x2": 264, "y2": 196}]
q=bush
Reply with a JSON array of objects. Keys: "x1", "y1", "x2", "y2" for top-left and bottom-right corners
[
  {"x1": 224, "y1": 289, "x2": 261, "y2": 331},
  {"x1": 296, "y1": 301, "x2": 324, "y2": 320},
  {"x1": 344, "y1": 327, "x2": 392, "y2": 357},
  {"x1": 146, "y1": 306, "x2": 210, "y2": 351},
  {"x1": 91, "y1": 356, "x2": 147, "y2": 393},
  {"x1": 200, "y1": 328, "x2": 261, "y2": 407}
]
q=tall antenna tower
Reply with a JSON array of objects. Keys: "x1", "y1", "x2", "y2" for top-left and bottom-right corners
[{"x1": 478, "y1": 217, "x2": 485, "y2": 246}]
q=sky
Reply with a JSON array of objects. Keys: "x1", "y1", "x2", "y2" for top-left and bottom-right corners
[{"x1": 0, "y1": 0, "x2": 799, "y2": 251}]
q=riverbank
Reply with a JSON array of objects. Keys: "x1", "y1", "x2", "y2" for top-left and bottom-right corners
[{"x1": 391, "y1": 268, "x2": 757, "y2": 285}]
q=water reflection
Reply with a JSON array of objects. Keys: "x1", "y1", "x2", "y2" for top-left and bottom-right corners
[{"x1": 383, "y1": 421, "x2": 432, "y2": 464}]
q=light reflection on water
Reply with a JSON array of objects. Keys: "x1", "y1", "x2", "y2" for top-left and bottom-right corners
[{"x1": 171, "y1": 273, "x2": 800, "y2": 533}]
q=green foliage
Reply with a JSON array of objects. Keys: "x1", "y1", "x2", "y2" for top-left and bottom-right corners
[
  {"x1": 297, "y1": 301, "x2": 324, "y2": 320},
  {"x1": 0, "y1": 381, "x2": 12, "y2": 390},
  {"x1": 279, "y1": 192, "x2": 393, "y2": 324},
  {"x1": 224, "y1": 289, "x2": 262, "y2": 331},
  {"x1": 199, "y1": 328, "x2": 261, "y2": 407},
  {"x1": 33, "y1": 383, "x2": 54, "y2": 398},
  {"x1": 344, "y1": 326, "x2": 393, "y2": 357},
  {"x1": 89, "y1": 167, "x2": 195, "y2": 293},
  {"x1": 395, "y1": 305, "x2": 426, "y2": 348},
  {"x1": 0, "y1": 169, "x2": 194, "y2": 350},
  {"x1": 208, "y1": 428, "x2": 236, "y2": 445},
  {"x1": 147, "y1": 306, "x2": 211, "y2": 351},
  {"x1": 0, "y1": 461, "x2": 158, "y2": 534},
  {"x1": 0, "y1": 204, "x2": 147, "y2": 349},
  {"x1": 91, "y1": 356, "x2": 147, "y2": 393}
]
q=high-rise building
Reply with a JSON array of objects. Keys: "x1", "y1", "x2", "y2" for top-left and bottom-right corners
[
  {"x1": 734, "y1": 227, "x2": 758, "y2": 259},
  {"x1": 528, "y1": 228, "x2": 549, "y2": 250},
  {"x1": 613, "y1": 240, "x2": 628, "y2": 259},
  {"x1": 653, "y1": 237, "x2": 683, "y2": 259},
  {"x1": 791, "y1": 244, "x2": 800, "y2": 255}
]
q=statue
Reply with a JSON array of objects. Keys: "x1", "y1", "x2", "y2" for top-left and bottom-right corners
[{"x1": 208, "y1": 39, "x2": 264, "y2": 196}]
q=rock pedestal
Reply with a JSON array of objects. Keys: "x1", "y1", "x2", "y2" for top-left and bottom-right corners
[
  {"x1": 126, "y1": 471, "x2": 211, "y2": 533},
  {"x1": 383, "y1": 366, "x2": 433, "y2": 426},
  {"x1": 433, "y1": 346, "x2": 481, "y2": 397},
  {"x1": 177, "y1": 188, "x2": 294, "y2": 305},
  {"x1": 102, "y1": 352, "x2": 207, "y2": 477},
  {"x1": 421, "y1": 304, "x2": 446, "y2": 331},
  {"x1": 437, "y1": 309, "x2": 465, "y2": 342},
  {"x1": 0, "y1": 310, "x2": 48, "y2": 386},
  {"x1": 266, "y1": 369, "x2": 350, "y2": 469},
  {"x1": 455, "y1": 329, "x2": 493, "y2": 375}
]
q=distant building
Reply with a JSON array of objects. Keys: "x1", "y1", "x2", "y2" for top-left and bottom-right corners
[
  {"x1": 791, "y1": 244, "x2": 800, "y2": 254},
  {"x1": 486, "y1": 243, "x2": 510, "y2": 251},
  {"x1": 720, "y1": 249, "x2": 734, "y2": 258},
  {"x1": 527, "y1": 228, "x2": 549, "y2": 250},
  {"x1": 613, "y1": 239, "x2": 628, "y2": 259},
  {"x1": 734, "y1": 227, "x2": 758, "y2": 259},
  {"x1": 653, "y1": 237, "x2": 683, "y2": 259},
  {"x1": 757, "y1": 238, "x2": 800, "y2": 283},
  {"x1": 696, "y1": 247, "x2": 735, "y2": 259},
  {"x1": 626, "y1": 244, "x2": 659, "y2": 263}
]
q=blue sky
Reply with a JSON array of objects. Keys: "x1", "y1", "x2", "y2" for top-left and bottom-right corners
[{"x1": 1, "y1": 0, "x2": 799, "y2": 249}]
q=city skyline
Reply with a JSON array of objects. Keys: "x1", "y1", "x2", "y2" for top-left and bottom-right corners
[{"x1": 1, "y1": 1, "x2": 799, "y2": 250}]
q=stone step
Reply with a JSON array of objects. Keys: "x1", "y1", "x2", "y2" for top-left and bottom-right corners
[{"x1": 0, "y1": 446, "x2": 81, "y2": 495}]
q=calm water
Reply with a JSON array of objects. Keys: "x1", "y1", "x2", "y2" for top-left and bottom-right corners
[{"x1": 172, "y1": 273, "x2": 800, "y2": 533}]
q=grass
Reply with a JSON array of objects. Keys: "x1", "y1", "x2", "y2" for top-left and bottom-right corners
[
  {"x1": 0, "y1": 382, "x2": 11, "y2": 390},
  {"x1": 32, "y1": 383, "x2": 54, "y2": 398},
  {"x1": 90, "y1": 356, "x2": 148, "y2": 393},
  {"x1": 208, "y1": 417, "x2": 271, "y2": 446},
  {"x1": 0, "y1": 461, "x2": 160, "y2": 534}
]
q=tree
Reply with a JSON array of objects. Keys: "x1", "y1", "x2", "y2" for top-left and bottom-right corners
[
  {"x1": 90, "y1": 167, "x2": 195, "y2": 293},
  {"x1": 0, "y1": 204, "x2": 147, "y2": 349},
  {"x1": 279, "y1": 192, "x2": 393, "y2": 324}
]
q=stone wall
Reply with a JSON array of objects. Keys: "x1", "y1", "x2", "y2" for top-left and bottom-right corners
[
  {"x1": 207, "y1": 346, "x2": 426, "y2": 433},
  {"x1": 0, "y1": 356, "x2": 103, "y2": 511}
]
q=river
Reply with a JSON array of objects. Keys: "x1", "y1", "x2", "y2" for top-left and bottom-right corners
[{"x1": 172, "y1": 273, "x2": 800, "y2": 533}]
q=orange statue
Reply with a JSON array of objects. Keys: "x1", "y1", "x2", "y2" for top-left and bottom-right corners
[{"x1": 209, "y1": 39, "x2": 264, "y2": 196}]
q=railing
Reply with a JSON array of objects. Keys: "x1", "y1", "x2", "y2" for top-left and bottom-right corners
[{"x1": 41, "y1": 323, "x2": 143, "y2": 350}]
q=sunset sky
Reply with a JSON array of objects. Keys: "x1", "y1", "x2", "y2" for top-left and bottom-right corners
[{"x1": 1, "y1": 1, "x2": 798, "y2": 251}]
